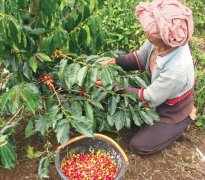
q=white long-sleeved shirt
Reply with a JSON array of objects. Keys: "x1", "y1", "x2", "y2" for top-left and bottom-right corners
[{"x1": 136, "y1": 40, "x2": 195, "y2": 108}]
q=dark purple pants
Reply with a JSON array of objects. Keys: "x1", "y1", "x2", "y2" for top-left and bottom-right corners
[{"x1": 129, "y1": 117, "x2": 192, "y2": 155}]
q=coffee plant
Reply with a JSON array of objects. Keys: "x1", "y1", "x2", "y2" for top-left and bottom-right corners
[
  {"x1": 99, "y1": 0, "x2": 146, "y2": 52},
  {"x1": 1, "y1": 0, "x2": 204, "y2": 178},
  {"x1": 190, "y1": 36, "x2": 205, "y2": 129},
  {"x1": 0, "y1": 0, "x2": 159, "y2": 178}
]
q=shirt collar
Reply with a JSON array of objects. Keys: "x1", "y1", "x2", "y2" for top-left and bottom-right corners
[{"x1": 156, "y1": 46, "x2": 183, "y2": 69}]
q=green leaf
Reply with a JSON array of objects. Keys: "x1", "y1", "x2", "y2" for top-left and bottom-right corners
[
  {"x1": 1, "y1": 88, "x2": 15, "y2": 109},
  {"x1": 23, "y1": 62, "x2": 32, "y2": 79},
  {"x1": 113, "y1": 110, "x2": 125, "y2": 131},
  {"x1": 85, "y1": 102, "x2": 94, "y2": 129},
  {"x1": 30, "y1": 28, "x2": 47, "y2": 35},
  {"x1": 69, "y1": 32, "x2": 78, "y2": 53},
  {"x1": 29, "y1": 56, "x2": 37, "y2": 73},
  {"x1": 25, "y1": 120, "x2": 36, "y2": 138},
  {"x1": 8, "y1": 94, "x2": 20, "y2": 115},
  {"x1": 84, "y1": 25, "x2": 91, "y2": 46},
  {"x1": 85, "y1": 55, "x2": 99, "y2": 63},
  {"x1": 75, "y1": 10, "x2": 83, "y2": 26},
  {"x1": 141, "y1": 72, "x2": 151, "y2": 85},
  {"x1": 96, "y1": 92, "x2": 108, "y2": 102},
  {"x1": 20, "y1": 83, "x2": 42, "y2": 114},
  {"x1": 70, "y1": 101, "x2": 82, "y2": 117},
  {"x1": 56, "y1": 119, "x2": 70, "y2": 145},
  {"x1": 0, "y1": 135, "x2": 8, "y2": 147},
  {"x1": 108, "y1": 96, "x2": 117, "y2": 115},
  {"x1": 88, "y1": 99, "x2": 104, "y2": 110},
  {"x1": 77, "y1": 66, "x2": 88, "y2": 86},
  {"x1": 78, "y1": 28, "x2": 87, "y2": 44},
  {"x1": 124, "y1": 96, "x2": 129, "y2": 107},
  {"x1": 71, "y1": 116, "x2": 93, "y2": 137},
  {"x1": 85, "y1": 67, "x2": 99, "y2": 88},
  {"x1": 41, "y1": 106, "x2": 62, "y2": 132},
  {"x1": 0, "y1": 143, "x2": 17, "y2": 169},
  {"x1": 129, "y1": 105, "x2": 141, "y2": 126},
  {"x1": 0, "y1": 122, "x2": 17, "y2": 134},
  {"x1": 65, "y1": 63, "x2": 81, "y2": 87},
  {"x1": 107, "y1": 114, "x2": 114, "y2": 127},
  {"x1": 65, "y1": 17, "x2": 75, "y2": 32},
  {"x1": 139, "y1": 110, "x2": 154, "y2": 125},
  {"x1": 125, "y1": 94, "x2": 137, "y2": 101},
  {"x1": 35, "y1": 117, "x2": 47, "y2": 136},
  {"x1": 90, "y1": 17, "x2": 99, "y2": 35},
  {"x1": 35, "y1": 53, "x2": 52, "y2": 62},
  {"x1": 135, "y1": 76, "x2": 148, "y2": 88},
  {"x1": 145, "y1": 109, "x2": 159, "y2": 121},
  {"x1": 89, "y1": 0, "x2": 95, "y2": 12},
  {"x1": 26, "y1": 145, "x2": 43, "y2": 159},
  {"x1": 96, "y1": 116, "x2": 111, "y2": 132},
  {"x1": 124, "y1": 111, "x2": 131, "y2": 129},
  {"x1": 100, "y1": 66, "x2": 115, "y2": 87},
  {"x1": 83, "y1": 5, "x2": 91, "y2": 21},
  {"x1": 195, "y1": 121, "x2": 203, "y2": 127},
  {"x1": 38, "y1": 157, "x2": 50, "y2": 179},
  {"x1": 58, "y1": 59, "x2": 67, "y2": 81},
  {"x1": 91, "y1": 88, "x2": 107, "y2": 102}
]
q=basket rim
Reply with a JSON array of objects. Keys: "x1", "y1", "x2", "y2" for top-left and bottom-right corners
[{"x1": 56, "y1": 133, "x2": 129, "y2": 164}]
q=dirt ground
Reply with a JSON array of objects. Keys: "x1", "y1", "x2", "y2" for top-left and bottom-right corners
[{"x1": 0, "y1": 124, "x2": 205, "y2": 180}]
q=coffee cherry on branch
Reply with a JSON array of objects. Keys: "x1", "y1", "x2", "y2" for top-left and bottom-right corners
[
  {"x1": 79, "y1": 90, "x2": 87, "y2": 96},
  {"x1": 53, "y1": 49, "x2": 63, "y2": 60},
  {"x1": 61, "y1": 150, "x2": 118, "y2": 180},
  {"x1": 39, "y1": 74, "x2": 54, "y2": 90}
]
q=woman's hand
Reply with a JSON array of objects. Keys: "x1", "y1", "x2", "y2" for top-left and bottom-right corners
[
  {"x1": 95, "y1": 78, "x2": 103, "y2": 87},
  {"x1": 95, "y1": 58, "x2": 116, "y2": 87},
  {"x1": 99, "y1": 58, "x2": 116, "y2": 65}
]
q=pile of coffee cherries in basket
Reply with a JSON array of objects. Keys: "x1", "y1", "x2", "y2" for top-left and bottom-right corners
[{"x1": 61, "y1": 150, "x2": 118, "y2": 180}]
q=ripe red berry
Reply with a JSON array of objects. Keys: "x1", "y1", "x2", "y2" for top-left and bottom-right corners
[
  {"x1": 79, "y1": 90, "x2": 87, "y2": 96},
  {"x1": 48, "y1": 85, "x2": 52, "y2": 90},
  {"x1": 61, "y1": 151, "x2": 117, "y2": 179},
  {"x1": 39, "y1": 74, "x2": 54, "y2": 90}
]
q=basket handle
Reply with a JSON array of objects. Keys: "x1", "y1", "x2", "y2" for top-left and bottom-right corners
[{"x1": 56, "y1": 133, "x2": 128, "y2": 164}]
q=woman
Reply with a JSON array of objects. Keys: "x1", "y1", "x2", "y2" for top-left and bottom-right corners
[{"x1": 97, "y1": 0, "x2": 196, "y2": 155}]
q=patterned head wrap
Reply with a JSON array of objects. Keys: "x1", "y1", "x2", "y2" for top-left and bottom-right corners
[{"x1": 135, "y1": 0, "x2": 194, "y2": 47}]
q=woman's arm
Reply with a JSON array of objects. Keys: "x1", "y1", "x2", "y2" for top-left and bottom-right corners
[
  {"x1": 114, "y1": 69, "x2": 190, "y2": 109},
  {"x1": 99, "y1": 40, "x2": 151, "y2": 71}
]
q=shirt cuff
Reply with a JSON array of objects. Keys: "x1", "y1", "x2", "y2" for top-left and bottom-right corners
[{"x1": 138, "y1": 87, "x2": 150, "y2": 108}]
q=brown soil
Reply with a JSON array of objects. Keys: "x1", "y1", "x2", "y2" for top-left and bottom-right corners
[{"x1": 0, "y1": 124, "x2": 205, "y2": 180}]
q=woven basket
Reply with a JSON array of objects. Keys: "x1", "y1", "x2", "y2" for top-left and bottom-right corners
[{"x1": 55, "y1": 133, "x2": 129, "y2": 180}]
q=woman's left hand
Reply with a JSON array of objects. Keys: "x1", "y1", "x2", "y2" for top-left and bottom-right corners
[{"x1": 95, "y1": 78, "x2": 103, "y2": 87}]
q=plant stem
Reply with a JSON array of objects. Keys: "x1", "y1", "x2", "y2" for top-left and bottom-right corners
[
  {"x1": 51, "y1": 84, "x2": 72, "y2": 122},
  {"x1": 62, "y1": 54, "x2": 98, "y2": 68},
  {"x1": 6, "y1": 106, "x2": 24, "y2": 125}
]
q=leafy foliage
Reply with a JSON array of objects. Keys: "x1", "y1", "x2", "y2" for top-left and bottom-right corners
[
  {"x1": 0, "y1": 0, "x2": 105, "y2": 173},
  {"x1": 183, "y1": 0, "x2": 205, "y2": 32},
  {"x1": 183, "y1": 0, "x2": 205, "y2": 129},
  {"x1": 38, "y1": 157, "x2": 50, "y2": 179},
  {"x1": 0, "y1": 0, "x2": 104, "y2": 80},
  {"x1": 190, "y1": 36, "x2": 205, "y2": 129},
  {"x1": 0, "y1": 0, "x2": 204, "y2": 178},
  {"x1": 99, "y1": 0, "x2": 145, "y2": 51},
  {"x1": 1, "y1": 83, "x2": 42, "y2": 114},
  {"x1": 0, "y1": 142, "x2": 17, "y2": 169}
]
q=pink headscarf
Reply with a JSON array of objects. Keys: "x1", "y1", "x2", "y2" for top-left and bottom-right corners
[{"x1": 135, "y1": 0, "x2": 194, "y2": 47}]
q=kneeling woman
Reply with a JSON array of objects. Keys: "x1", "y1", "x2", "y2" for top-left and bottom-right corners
[{"x1": 98, "y1": 0, "x2": 196, "y2": 155}]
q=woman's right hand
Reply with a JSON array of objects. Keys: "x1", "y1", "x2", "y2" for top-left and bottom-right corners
[
  {"x1": 95, "y1": 58, "x2": 116, "y2": 87},
  {"x1": 99, "y1": 58, "x2": 116, "y2": 65}
]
